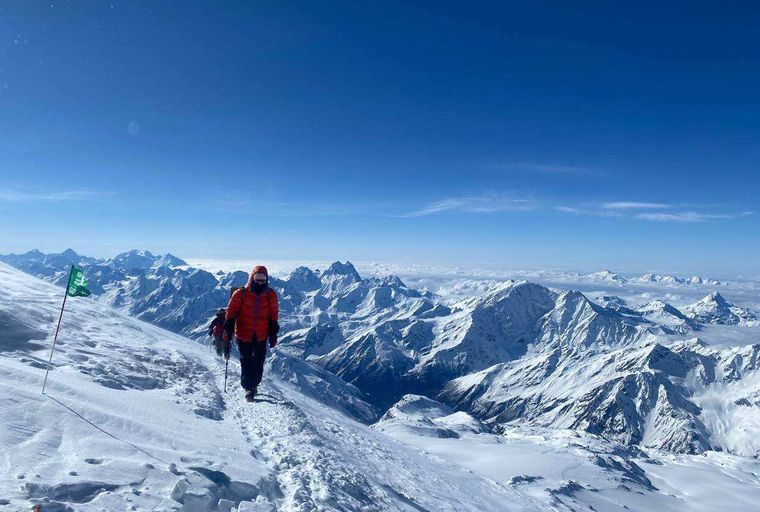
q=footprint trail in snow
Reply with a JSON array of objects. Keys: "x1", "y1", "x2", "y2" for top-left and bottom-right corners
[{"x1": 222, "y1": 364, "x2": 548, "y2": 512}]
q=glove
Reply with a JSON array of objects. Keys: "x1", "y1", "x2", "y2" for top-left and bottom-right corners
[
  {"x1": 223, "y1": 318, "x2": 235, "y2": 343},
  {"x1": 222, "y1": 339, "x2": 231, "y2": 360},
  {"x1": 267, "y1": 319, "x2": 279, "y2": 348}
]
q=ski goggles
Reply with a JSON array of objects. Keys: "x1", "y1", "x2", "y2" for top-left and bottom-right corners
[{"x1": 253, "y1": 273, "x2": 267, "y2": 284}]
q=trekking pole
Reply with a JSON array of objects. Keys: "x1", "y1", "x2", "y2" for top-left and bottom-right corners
[{"x1": 224, "y1": 357, "x2": 229, "y2": 393}]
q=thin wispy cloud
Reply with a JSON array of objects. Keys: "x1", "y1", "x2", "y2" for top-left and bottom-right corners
[
  {"x1": 636, "y1": 211, "x2": 754, "y2": 223},
  {"x1": 601, "y1": 201, "x2": 671, "y2": 210},
  {"x1": 403, "y1": 195, "x2": 535, "y2": 217},
  {"x1": 554, "y1": 205, "x2": 620, "y2": 217},
  {"x1": 556, "y1": 200, "x2": 754, "y2": 224},
  {"x1": 0, "y1": 188, "x2": 109, "y2": 202},
  {"x1": 490, "y1": 162, "x2": 599, "y2": 176}
]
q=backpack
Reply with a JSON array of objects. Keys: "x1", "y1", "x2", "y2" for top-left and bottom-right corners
[{"x1": 212, "y1": 320, "x2": 224, "y2": 337}]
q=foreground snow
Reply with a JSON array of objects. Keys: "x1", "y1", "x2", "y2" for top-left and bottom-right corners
[
  {"x1": 0, "y1": 263, "x2": 548, "y2": 511},
  {"x1": 374, "y1": 395, "x2": 760, "y2": 512}
]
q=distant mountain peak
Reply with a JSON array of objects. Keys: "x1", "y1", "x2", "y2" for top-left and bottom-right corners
[
  {"x1": 696, "y1": 291, "x2": 731, "y2": 309},
  {"x1": 288, "y1": 266, "x2": 322, "y2": 291},
  {"x1": 380, "y1": 274, "x2": 406, "y2": 288},
  {"x1": 637, "y1": 273, "x2": 683, "y2": 284},
  {"x1": 558, "y1": 289, "x2": 594, "y2": 307},
  {"x1": 291, "y1": 265, "x2": 318, "y2": 277},
  {"x1": 154, "y1": 253, "x2": 187, "y2": 268},
  {"x1": 635, "y1": 273, "x2": 723, "y2": 286},
  {"x1": 685, "y1": 291, "x2": 757, "y2": 325},
  {"x1": 324, "y1": 261, "x2": 361, "y2": 281},
  {"x1": 587, "y1": 269, "x2": 627, "y2": 283},
  {"x1": 107, "y1": 249, "x2": 159, "y2": 274},
  {"x1": 61, "y1": 248, "x2": 79, "y2": 258},
  {"x1": 121, "y1": 249, "x2": 155, "y2": 257}
]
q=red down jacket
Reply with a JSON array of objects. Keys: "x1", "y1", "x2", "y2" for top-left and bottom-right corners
[{"x1": 225, "y1": 265, "x2": 279, "y2": 343}]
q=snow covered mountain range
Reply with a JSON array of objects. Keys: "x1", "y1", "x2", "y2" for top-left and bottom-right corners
[
  {"x1": 586, "y1": 270, "x2": 725, "y2": 286},
  {"x1": 1, "y1": 250, "x2": 757, "y2": 444},
  {"x1": 1, "y1": 250, "x2": 757, "y2": 452},
  {"x1": 541, "y1": 268, "x2": 725, "y2": 286},
  {"x1": 2, "y1": 251, "x2": 760, "y2": 511},
  {"x1": 0, "y1": 263, "x2": 556, "y2": 511}
]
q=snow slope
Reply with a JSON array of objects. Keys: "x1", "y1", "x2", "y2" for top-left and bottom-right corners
[
  {"x1": 636, "y1": 300, "x2": 699, "y2": 335},
  {"x1": 0, "y1": 262, "x2": 552, "y2": 511},
  {"x1": 373, "y1": 396, "x2": 760, "y2": 512},
  {"x1": 439, "y1": 342, "x2": 713, "y2": 453}
]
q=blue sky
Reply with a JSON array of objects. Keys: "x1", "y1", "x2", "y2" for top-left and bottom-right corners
[{"x1": 0, "y1": 1, "x2": 758, "y2": 274}]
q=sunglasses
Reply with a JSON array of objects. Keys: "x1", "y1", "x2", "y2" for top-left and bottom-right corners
[{"x1": 253, "y1": 273, "x2": 267, "y2": 283}]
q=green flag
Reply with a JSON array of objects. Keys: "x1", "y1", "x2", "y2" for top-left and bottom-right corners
[{"x1": 67, "y1": 265, "x2": 91, "y2": 297}]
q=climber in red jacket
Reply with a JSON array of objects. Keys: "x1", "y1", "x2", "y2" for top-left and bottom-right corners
[{"x1": 224, "y1": 265, "x2": 279, "y2": 401}]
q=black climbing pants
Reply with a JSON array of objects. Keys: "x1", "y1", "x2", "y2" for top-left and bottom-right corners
[
  {"x1": 212, "y1": 335, "x2": 224, "y2": 357},
  {"x1": 237, "y1": 340, "x2": 267, "y2": 391}
]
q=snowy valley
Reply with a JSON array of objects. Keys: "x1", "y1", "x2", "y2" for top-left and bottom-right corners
[{"x1": 1, "y1": 250, "x2": 760, "y2": 511}]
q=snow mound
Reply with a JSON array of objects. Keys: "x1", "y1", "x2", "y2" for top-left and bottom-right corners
[{"x1": 373, "y1": 394, "x2": 485, "y2": 439}]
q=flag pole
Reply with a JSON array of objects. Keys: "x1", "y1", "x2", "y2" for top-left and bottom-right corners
[{"x1": 42, "y1": 265, "x2": 72, "y2": 394}]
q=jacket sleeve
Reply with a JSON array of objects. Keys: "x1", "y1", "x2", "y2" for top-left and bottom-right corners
[
  {"x1": 226, "y1": 289, "x2": 243, "y2": 321},
  {"x1": 269, "y1": 289, "x2": 279, "y2": 323}
]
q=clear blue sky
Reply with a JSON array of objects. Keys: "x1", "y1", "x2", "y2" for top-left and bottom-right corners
[{"x1": 0, "y1": 1, "x2": 758, "y2": 274}]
